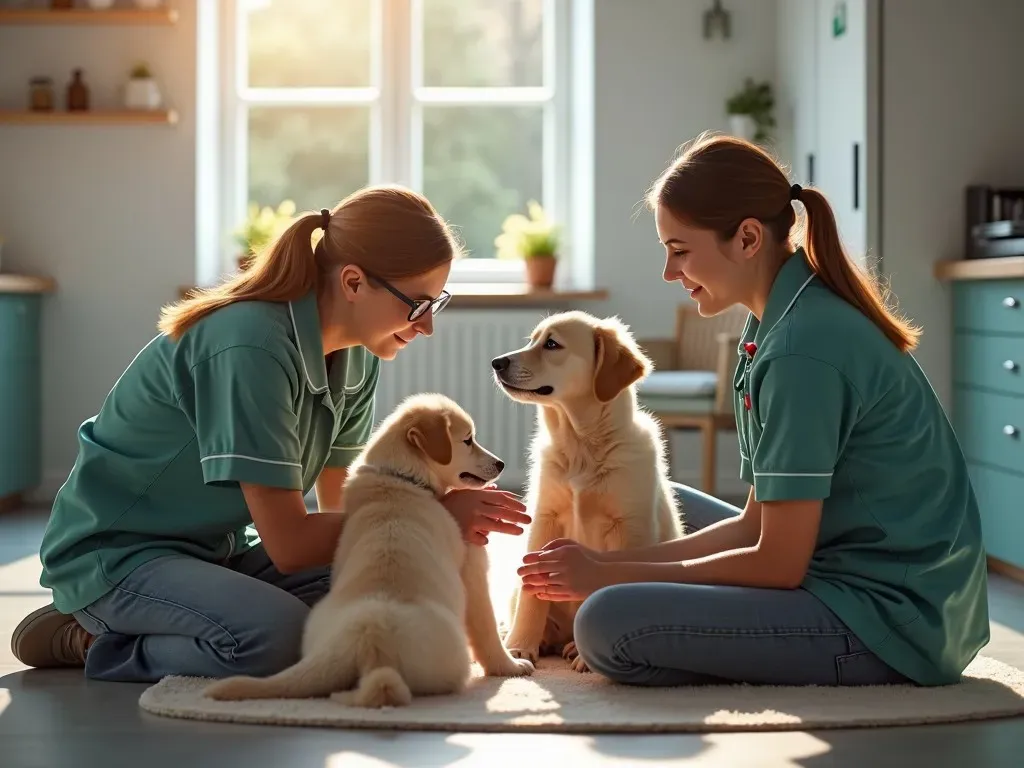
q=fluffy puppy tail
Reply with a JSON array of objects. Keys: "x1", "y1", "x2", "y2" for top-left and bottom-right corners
[{"x1": 203, "y1": 651, "x2": 348, "y2": 701}]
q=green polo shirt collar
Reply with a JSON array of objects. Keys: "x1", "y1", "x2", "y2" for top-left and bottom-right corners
[
  {"x1": 287, "y1": 292, "x2": 329, "y2": 394},
  {"x1": 748, "y1": 248, "x2": 817, "y2": 348}
]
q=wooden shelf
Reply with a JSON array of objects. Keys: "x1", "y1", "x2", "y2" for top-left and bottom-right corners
[
  {"x1": 0, "y1": 109, "x2": 178, "y2": 125},
  {"x1": 934, "y1": 256, "x2": 1024, "y2": 281},
  {"x1": 0, "y1": 274, "x2": 57, "y2": 295},
  {"x1": 0, "y1": 8, "x2": 178, "y2": 26}
]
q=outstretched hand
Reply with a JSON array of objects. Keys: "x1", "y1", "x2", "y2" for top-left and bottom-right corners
[
  {"x1": 441, "y1": 486, "x2": 531, "y2": 546},
  {"x1": 517, "y1": 538, "x2": 611, "y2": 601}
]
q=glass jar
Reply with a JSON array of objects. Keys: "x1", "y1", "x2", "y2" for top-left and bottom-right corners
[{"x1": 29, "y1": 77, "x2": 54, "y2": 112}]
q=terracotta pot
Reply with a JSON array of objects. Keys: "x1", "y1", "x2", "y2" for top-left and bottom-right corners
[{"x1": 525, "y1": 255, "x2": 556, "y2": 288}]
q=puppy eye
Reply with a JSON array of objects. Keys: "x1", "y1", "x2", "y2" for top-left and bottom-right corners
[
  {"x1": 463, "y1": 437, "x2": 473, "y2": 446},
  {"x1": 543, "y1": 337, "x2": 562, "y2": 350}
]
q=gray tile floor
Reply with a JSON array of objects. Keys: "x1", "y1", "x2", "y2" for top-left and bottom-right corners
[{"x1": 2, "y1": 504, "x2": 1024, "y2": 768}]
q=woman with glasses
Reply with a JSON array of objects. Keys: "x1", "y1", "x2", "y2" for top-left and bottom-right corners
[{"x1": 12, "y1": 185, "x2": 530, "y2": 683}]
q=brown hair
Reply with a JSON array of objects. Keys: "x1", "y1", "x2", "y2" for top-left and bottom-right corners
[
  {"x1": 158, "y1": 185, "x2": 460, "y2": 340},
  {"x1": 646, "y1": 132, "x2": 920, "y2": 352}
]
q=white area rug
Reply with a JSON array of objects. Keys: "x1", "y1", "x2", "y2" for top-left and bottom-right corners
[{"x1": 138, "y1": 656, "x2": 1024, "y2": 733}]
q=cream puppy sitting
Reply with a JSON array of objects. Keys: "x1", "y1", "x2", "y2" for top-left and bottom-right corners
[
  {"x1": 204, "y1": 393, "x2": 534, "y2": 708},
  {"x1": 492, "y1": 311, "x2": 683, "y2": 672}
]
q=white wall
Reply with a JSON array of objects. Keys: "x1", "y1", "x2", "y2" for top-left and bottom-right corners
[
  {"x1": 593, "y1": 0, "x2": 778, "y2": 495},
  {"x1": 0, "y1": 4, "x2": 198, "y2": 498},
  {"x1": 4, "y1": 0, "x2": 773, "y2": 499},
  {"x1": 879, "y1": 0, "x2": 1024, "y2": 408}
]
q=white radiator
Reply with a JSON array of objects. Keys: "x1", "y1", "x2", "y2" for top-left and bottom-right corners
[{"x1": 372, "y1": 309, "x2": 545, "y2": 489}]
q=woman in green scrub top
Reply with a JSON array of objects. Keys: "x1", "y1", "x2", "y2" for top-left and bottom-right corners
[
  {"x1": 517, "y1": 133, "x2": 990, "y2": 688},
  {"x1": 12, "y1": 185, "x2": 529, "y2": 682}
]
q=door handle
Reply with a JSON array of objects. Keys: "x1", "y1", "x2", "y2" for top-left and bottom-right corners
[
  {"x1": 1004, "y1": 296, "x2": 1020, "y2": 308},
  {"x1": 852, "y1": 143, "x2": 860, "y2": 211},
  {"x1": 1005, "y1": 360, "x2": 1020, "y2": 372},
  {"x1": 1004, "y1": 425, "x2": 1020, "y2": 438}
]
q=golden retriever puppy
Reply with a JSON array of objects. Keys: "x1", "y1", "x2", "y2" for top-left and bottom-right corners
[
  {"x1": 204, "y1": 393, "x2": 534, "y2": 708},
  {"x1": 492, "y1": 311, "x2": 683, "y2": 672}
]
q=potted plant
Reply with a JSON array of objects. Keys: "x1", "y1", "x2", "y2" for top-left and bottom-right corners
[
  {"x1": 232, "y1": 200, "x2": 296, "y2": 271},
  {"x1": 495, "y1": 200, "x2": 560, "y2": 289},
  {"x1": 725, "y1": 78, "x2": 776, "y2": 144},
  {"x1": 124, "y1": 63, "x2": 163, "y2": 110}
]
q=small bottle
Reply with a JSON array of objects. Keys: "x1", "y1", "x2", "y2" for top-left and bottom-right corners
[
  {"x1": 67, "y1": 69, "x2": 89, "y2": 112},
  {"x1": 29, "y1": 77, "x2": 54, "y2": 112}
]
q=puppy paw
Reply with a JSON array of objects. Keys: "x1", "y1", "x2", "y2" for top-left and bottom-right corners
[
  {"x1": 486, "y1": 656, "x2": 536, "y2": 677},
  {"x1": 570, "y1": 654, "x2": 592, "y2": 673},
  {"x1": 507, "y1": 646, "x2": 539, "y2": 665}
]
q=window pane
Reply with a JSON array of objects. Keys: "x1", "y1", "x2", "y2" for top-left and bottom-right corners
[
  {"x1": 421, "y1": 0, "x2": 544, "y2": 87},
  {"x1": 422, "y1": 105, "x2": 543, "y2": 259},
  {"x1": 248, "y1": 107, "x2": 370, "y2": 214},
  {"x1": 246, "y1": 0, "x2": 373, "y2": 88}
]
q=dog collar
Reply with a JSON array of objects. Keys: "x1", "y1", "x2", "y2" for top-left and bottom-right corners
[{"x1": 370, "y1": 467, "x2": 436, "y2": 494}]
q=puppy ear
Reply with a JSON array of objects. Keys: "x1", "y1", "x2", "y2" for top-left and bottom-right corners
[
  {"x1": 593, "y1": 324, "x2": 651, "y2": 403},
  {"x1": 407, "y1": 412, "x2": 452, "y2": 465}
]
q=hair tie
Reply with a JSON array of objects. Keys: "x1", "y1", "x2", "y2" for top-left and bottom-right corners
[
  {"x1": 789, "y1": 184, "x2": 802, "y2": 201},
  {"x1": 320, "y1": 208, "x2": 331, "y2": 231}
]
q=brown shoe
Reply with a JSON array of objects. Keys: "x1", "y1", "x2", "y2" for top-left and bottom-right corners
[{"x1": 11, "y1": 603, "x2": 93, "y2": 668}]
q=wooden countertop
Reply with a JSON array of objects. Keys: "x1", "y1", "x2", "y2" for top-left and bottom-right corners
[
  {"x1": 0, "y1": 274, "x2": 57, "y2": 294},
  {"x1": 934, "y1": 257, "x2": 1024, "y2": 281},
  {"x1": 180, "y1": 283, "x2": 609, "y2": 307}
]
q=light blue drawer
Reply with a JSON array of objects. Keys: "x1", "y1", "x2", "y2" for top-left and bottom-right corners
[
  {"x1": 953, "y1": 280, "x2": 1024, "y2": 335},
  {"x1": 0, "y1": 295, "x2": 41, "y2": 360},
  {"x1": 953, "y1": 387, "x2": 1024, "y2": 475},
  {"x1": 953, "y1": 332, "x2": 1024, "y2": 397},
  {"x1": 969, "y1": 463, "x2": 1024, "y2": 569}
]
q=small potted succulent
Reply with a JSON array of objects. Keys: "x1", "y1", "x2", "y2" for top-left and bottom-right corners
[
  {"x1": 233, "y1": 200, "x2": 297, "y2": 270},
  {"x1": 124, "y1": 63, "x2": 163, "y2": 110},
  {"x1": 725, "y1": 78, "x2": 776, "y2": 144},
  {"x1": 495, "y1": 200, "x2": 561, "y2": 289}
]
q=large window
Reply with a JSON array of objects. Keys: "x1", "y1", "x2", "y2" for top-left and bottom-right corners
[{"x1": 223, "y1": 0, "x2": 569, "y2": 281}]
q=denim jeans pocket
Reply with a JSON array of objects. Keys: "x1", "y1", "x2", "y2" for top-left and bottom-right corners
[{"x1": 835, "y1": 649, "x2": 910, "y2": 686}]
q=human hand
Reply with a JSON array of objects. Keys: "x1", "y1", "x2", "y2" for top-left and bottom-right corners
[
  {"x1": 441, "y1": 486, "x2": 531, "y2": 546},
  {"x1": 517, "y1": 539, "x2": 612, "y2": 601}
]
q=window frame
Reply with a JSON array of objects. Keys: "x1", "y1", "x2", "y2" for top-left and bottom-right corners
[{"x1": 217, "y1": 0, "x2": 572, "y2": 284}]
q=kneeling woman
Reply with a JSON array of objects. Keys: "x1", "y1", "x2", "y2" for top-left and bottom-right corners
[{"x1": 516, "y1": 133, "x2": 989, "y2": 688}]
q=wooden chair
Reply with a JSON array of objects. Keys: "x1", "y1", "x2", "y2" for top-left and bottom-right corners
[{"x1": 636, "y1": 304, "x2": 749, "y2": 495}]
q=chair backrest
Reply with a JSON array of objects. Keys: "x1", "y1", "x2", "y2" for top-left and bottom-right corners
[{"x1": 674, "y1": 304, "x2": 749, "y2": 371}]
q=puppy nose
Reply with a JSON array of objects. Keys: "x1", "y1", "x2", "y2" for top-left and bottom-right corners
[
  {"x1": 495, "y1": 460, "x2": 505, "y2": 473},
  {"x1": 491, "y1": 357, "x2": 510, "y2": 372}
]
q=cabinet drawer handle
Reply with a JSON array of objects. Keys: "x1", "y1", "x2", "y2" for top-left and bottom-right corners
[
  {"x1": 1005, "y1": 360, "x2": 1020, "y2": 372},
  {"x1": 1004, "y1": 425, "x2": 1020, "y2": 438},
  {"x1": 1004, "y1": 296, "x2": 1021, "y2": 308}
]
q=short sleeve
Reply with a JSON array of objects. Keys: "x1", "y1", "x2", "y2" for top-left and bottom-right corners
[
  {"x1": 751, "y1": 355, "x2": 860, "y2": 502},
  {"x1": 326, "y1": 354, "x2": 380, "y2": 468},
  {"x1": 188, "y1": 347, "x2": 303, "y2": 489}
]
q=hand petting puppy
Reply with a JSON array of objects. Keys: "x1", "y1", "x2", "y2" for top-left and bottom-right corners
[
  {"x1": 442, "y1": 487, "x2": 531, "y2": 546},
  {"x1": 518, "y1": 539, "x2": 611, "y2": 601}
]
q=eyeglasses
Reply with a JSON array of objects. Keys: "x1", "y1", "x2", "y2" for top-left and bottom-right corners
[{"x1": 365, "y1": 271, "x2": 451, "y2": 322}]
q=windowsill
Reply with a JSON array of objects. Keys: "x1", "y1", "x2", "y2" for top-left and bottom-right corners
[{"x1": 176, "y1": 282, "x2": 608, "y2": 307}]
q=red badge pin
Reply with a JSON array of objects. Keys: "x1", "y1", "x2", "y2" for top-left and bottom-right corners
[
  {"x1": 743, "y1": 393, "x2": 752, "y2": 411},
  {"x1": 743, "y1": 342, "x2": 758, "y2": 357}
]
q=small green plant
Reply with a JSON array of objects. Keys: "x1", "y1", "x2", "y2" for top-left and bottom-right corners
[
  {"x1": 726, "y1": 78, "x2": 776, "y2": 142},
  {"x1": 494, "y1": 200, "x2": 560, "y2": 260},
  {"x1": 233, "y1": 199, "x2": 297, "y2": 255},
  {"x1": 130, "y1": 63, "x2": 153, "y2": 79}
]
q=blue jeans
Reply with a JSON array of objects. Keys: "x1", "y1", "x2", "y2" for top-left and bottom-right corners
[
  {"x1": 572, "y1": 483, "x2": 912, "y2": 687},
  {"x1": 73, "y1": 546, "x2": 330, "y2": 682}
]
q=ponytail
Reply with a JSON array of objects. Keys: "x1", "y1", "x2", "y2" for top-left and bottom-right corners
[
  {"x1": 648, "y1": 131, "x2": 920, "y2": 353},
  {"x1": 157, "y1": 184, "x2": 460, "y2": 341},
  {"x1": 158, "y1": 211, "x2": 323, "y2": 340},
  {"x1": 798, "y1": 188, "x2": 920, "y2": 352}
]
